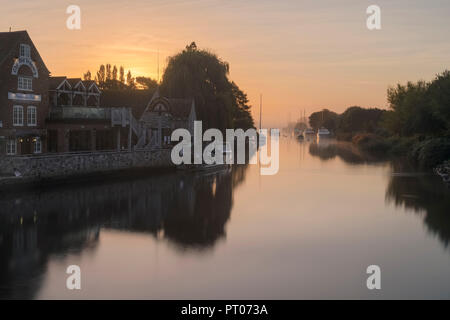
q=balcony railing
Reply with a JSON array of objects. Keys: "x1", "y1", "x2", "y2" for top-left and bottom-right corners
[{"x1": 49, "y1": 106, "x2": 111, "y2": 120}]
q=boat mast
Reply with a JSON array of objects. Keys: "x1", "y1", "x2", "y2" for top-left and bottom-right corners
[{"x1": 259, "y1": 94, "x2": 262, "y2": 131}]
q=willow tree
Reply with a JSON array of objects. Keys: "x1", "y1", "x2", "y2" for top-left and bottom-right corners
[{"x1": 160, "y1": 42, "x2": 245, "y2": 131}]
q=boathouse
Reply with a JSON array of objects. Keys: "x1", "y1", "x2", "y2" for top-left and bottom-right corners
[{"x1": 138, "y1": 89, "x2": 196, "y2": 149}]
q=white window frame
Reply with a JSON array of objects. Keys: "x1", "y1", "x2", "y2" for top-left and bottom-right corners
[
  {"x1": 13, "y1": 105, "x2": 24, "y2": 126},
  {"x1": 18, "y1": 76, "x2": 33, "y2": 91},
  {"x1": 20, "y1": 44, "x2": 31, "y2": 58},
  {"x1": 6, "y1": 139, "x2": 17, "y2": 155},
  {"x1": 33, "y1": 137, "x2": 42, "y2": 154},
  {"x1": 27, "y1": 106, "x2": 37, "y2": 126}
]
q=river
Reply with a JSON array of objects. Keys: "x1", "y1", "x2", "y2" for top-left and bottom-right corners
[{"x1": 1, "y1": 137, "x2": 450, "y2": 299}]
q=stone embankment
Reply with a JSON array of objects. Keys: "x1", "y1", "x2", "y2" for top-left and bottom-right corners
[{"x1": 0, "y1": 149, "x2": 174, "y2": 187}]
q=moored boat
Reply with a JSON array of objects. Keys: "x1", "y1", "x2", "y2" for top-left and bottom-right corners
[{"x1": 317, "y1": 127, "x2": 331, "y2": 139}]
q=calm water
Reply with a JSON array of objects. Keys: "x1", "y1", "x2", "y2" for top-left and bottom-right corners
[{"x1": 1, "y1": 137, "x2": 450, "y2": 299}]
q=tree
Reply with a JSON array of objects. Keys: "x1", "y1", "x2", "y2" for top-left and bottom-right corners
[
  {"x1": 136, "y1": 76, "x2": 158, "y2": 90},
  {"x1": 384, "y1": 81, "x2": 437, "y2": 136},
  {"x1": 160, "y1": 42, "x2": 236, "y2": 131},
  {"x1": 126, "y1": 70, "x2": 135, "y2": 89},
  {"x1": 309, "y1": 109, "x2": 339, "y2": 132},
  {"x1": 112, "y1": 65, "x2": 118, "y2": 82},
  {"x1": 337, "y1": 106, "x2": 385, "y2": 135},
  {"x1": 86, "y1": 65, "x2": 142, "y2": 90},
  {"x1": 96, "y1": 65, "x2": 106, "y2": 89},
  {"x1": 428, "y1": 70, "x2": 450, "y2": 135},
  {"x1": 83, "y1": 70, "x2": 92, "y2": 81},
  {"x1": 119, "y1": 66, "x2": 125, "y2": 84},
  {"x1": 231, "y1": 82, "x2": 254, "y2": 130},
  {"x1": 106, "y1": 64, "x2": 112, "y2": 81}
]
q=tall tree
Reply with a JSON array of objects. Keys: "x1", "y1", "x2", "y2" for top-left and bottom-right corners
[
  {"x1": 337, "y1": 106, "x2": 385, "y2": 135},
  {"x1": 231, "y1": 82, "x2": 254, "y2": 130},
  {"x1": 106, "y1": 64, "x2": 112, "y2": 81},
  {"x1": 309, "y1": 109, "x2": 339, "y2": 132},
  {"x1": 160, "y1": 42, "x2": 235, "y2": 131},
  {"x1": 83, "y1": 70, "x2": 92, "y2": 81},
  {"x1": 112, "y1": 65, "x2": 118, "y2": 81},
  {"x1": 119, "y1": 66, "x2": 125, "y2": 84},
  {"x1": 126, "y1": 70, "x2": 135, "y2": 89},
  {"x1": 96, "y1": 65, "x2": 106, "y2": 88}
]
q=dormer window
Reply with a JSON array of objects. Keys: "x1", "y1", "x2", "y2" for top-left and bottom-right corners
[
  {"x1": 18, "y1": 76, "x2": 33, "y2": 91},
  {"x1": 20, "y1": 44, "x2": 31, "y2": 58}
]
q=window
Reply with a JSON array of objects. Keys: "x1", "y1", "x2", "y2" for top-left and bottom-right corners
[
  {"x1": 33, "y1": 137, "x2": 42, "y2": 154},
  {"x1": 6, "y1": 139, "x2": 16, "y2": 155},
  {"x1": 27, "y1": 106, "x2": 37, "y2": 126},
  {"x1": 20, "y1": 44, "x2": 31, "y2": 58},
  {"x1": 18, "y1": 76, "x2": 32, "y2": 91},
  {"x1": 13, "y1": 105, "x2": 24, "y2": 126}
]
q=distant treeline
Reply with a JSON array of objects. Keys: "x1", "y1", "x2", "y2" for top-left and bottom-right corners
[
  {"x1": 82, "y1": 42, "x2": 254, "y2": 131},
  {"x1": 304, "y1": 70, "x2": 450, "y2": 167},
  {"x1": 307, "y1": 107, "x2": 385, "y2": 140},
  {"x1": 83, "y1": 65, "x2": 157, "y2": 91}
]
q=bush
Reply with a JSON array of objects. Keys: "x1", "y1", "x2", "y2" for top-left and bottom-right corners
[
  {"x1": 352, "y1": 133, "x2": 390, "y2": 153},
  {"x1": 386, "y1": 136, "x2": 418, "y2": 155},
  {"x1": 409, "y1": 138, "x2": 450, "y2": 168}
]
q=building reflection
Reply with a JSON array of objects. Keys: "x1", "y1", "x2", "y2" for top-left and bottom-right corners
[{"x1": 0, "y1": 165, "x2": 249, "y2": 299}]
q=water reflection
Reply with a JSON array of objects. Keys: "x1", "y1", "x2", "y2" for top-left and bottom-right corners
[
  {"x1": 308, "y1": 140, "x2": 387, "y2": 164},
  {"x1": 0, "y1": 166, "x2": 249, "y2": 299},
  {"x1": 2, "y1": 137, "x2": 450, "y2": 299},
  {"x1": 386, "y1": 161, "x2": 450, "y2": 249},
  {"x1": 306, "y1": 139, "x2": 450, "y2": 251}
]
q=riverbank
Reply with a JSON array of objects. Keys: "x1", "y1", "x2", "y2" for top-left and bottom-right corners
[
  {"x1": 435, "y1": 160, "x2": 450, "y2": 185},
  {"x1": 350, "y1": 133, "x2": 450, "y2": 184},
  {"x1": 0, "y1": 148, "x2": 174, "y2": 189}
]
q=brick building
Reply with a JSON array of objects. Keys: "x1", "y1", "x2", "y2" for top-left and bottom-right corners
[
  {"x1": 1, "y1": 30, "x2": 197, "y2": 156},
  {"x1": 0, "y1": 31, "x2": 50, "y2": 155}
]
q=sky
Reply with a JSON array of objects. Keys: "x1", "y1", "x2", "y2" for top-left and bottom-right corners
[{"x1": 2, "y1": 0, "x2": 450, "y2": 127}]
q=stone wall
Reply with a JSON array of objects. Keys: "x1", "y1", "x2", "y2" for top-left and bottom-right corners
[{"x1": 0, "y1": 148, "x2": 174, "y2": 179}]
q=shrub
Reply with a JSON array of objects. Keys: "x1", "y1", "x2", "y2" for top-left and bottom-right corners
[
  {"x1": 352, "y1": 133, "x2": 390, "y2": 153},
  {"x1": 410, "y1": 138, "x2": 450, "y2": 168}
]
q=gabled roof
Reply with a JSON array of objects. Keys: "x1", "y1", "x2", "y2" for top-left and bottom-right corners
[
  {"x1": 0, "y1": 30, "x2": 50, "y2": 74},
  {"x1": 67, "y1": 78, "x2": 85, "y2": 89},
  {"x1": 101, "y1": 89, "x2": 155, "y2": 118},
  {"x1": 49, "y1": 76, "x2": 69, "y2": 90},
  {"x1": 142, "y1": 94, "x2": 195, "y2": 122},
  {"x1": 141, "y1": 87, "x2": 195, "y2": 119},
  {"x1": 82, "y1": 80, "x2": 98, "y2": 91}
]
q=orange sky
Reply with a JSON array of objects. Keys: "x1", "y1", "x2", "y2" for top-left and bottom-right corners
[{"x1": 2, "y1": 0, "x2": 449, "y2": 127}]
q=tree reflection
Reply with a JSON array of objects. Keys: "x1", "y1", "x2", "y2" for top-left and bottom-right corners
[
  {"x1": 308, "y1": 140, "x2": 450, "y2": 254},
  {"x1": 0, "y1": 165, "x2": 249, "y2": 299},
  {"x1": 385, "y1": 161, "x2": 450, "y2": 249},
  {"x1": 308, "y1": 140, "x2": 387, "y2": 164}
]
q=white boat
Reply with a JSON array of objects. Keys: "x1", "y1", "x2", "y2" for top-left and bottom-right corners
[{"x1": 317, "y1": 127, "x2": 331, "y2": 139}]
